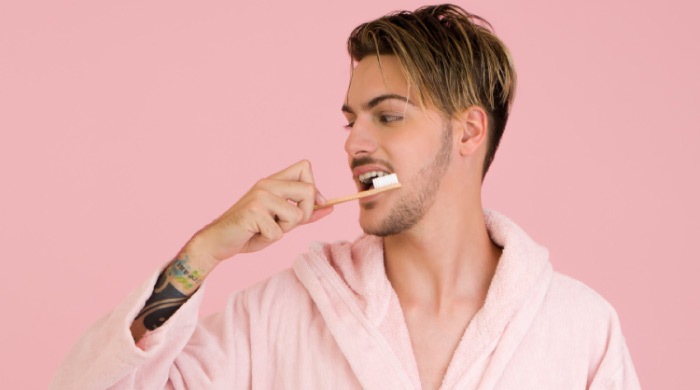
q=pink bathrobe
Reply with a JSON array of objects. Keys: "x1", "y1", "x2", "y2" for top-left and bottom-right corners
[{"x1": 51, "y1": 210, "x2": 640, "y2": 389}]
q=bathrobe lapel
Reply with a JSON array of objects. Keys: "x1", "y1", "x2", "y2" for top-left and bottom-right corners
[
  {"x1": 294, "y1": 209, "x2": 553, "y2": 389},
  {"x1": 294, "y1": 240, "x2": 415, "y2": 389},
  {"x1": 442, "y1": 210, "x2": 553, "y2": 388}
]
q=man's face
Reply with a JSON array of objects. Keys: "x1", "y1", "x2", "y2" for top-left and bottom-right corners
[{"x1": 343, "y1": 55, "x2": 454, "y2": 236}]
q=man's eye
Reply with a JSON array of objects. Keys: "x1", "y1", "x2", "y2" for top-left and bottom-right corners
[
  {"x1": 343, "y1": 122, "x2": 355, "y2": 130},
  {"x1": 379, "y1": 114, "x2": 403, "y2": 123}
]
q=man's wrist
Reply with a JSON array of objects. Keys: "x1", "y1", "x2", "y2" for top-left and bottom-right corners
[
  {"x1": 179, "y1": 235, "x2": 220, "y2": 273},
  {"x1": 165, "y1": 254, "x2": 204, "y2": 293}
]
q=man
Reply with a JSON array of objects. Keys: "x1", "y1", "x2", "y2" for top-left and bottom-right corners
[{"x1": 52, "y1": 4, "x2": 639, "y2": 389}]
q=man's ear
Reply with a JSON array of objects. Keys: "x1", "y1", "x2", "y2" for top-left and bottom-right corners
[{"x1": 454, "y1": 106, "x2": 489, "y2": 156}]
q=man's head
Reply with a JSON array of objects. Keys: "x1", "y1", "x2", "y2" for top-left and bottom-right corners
[{"x1": 347, "y1": 4, "x2": 516, "y2": 179}]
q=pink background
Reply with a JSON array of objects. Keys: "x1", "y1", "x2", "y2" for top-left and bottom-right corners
[{"x1": 1, "y1": 0, "x2": 698, "y2": 388}]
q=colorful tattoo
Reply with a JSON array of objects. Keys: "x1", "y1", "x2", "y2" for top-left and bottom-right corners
[{"x1": 166, "y1": 254, "x2": 202, "y2": 290}]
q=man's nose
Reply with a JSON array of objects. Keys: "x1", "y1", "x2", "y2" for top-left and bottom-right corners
[{"x1": 344, "y1": 119, "x2": 378, "y2": 157}]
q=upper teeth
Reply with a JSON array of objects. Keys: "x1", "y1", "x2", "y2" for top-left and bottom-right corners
[{"x1": 359, "y1": 171, "x2": 388, "y2": 184}]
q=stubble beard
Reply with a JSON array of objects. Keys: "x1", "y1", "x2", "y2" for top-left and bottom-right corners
[{"x1": 362, "y1": 125, "x2": 453, "y2": 237}]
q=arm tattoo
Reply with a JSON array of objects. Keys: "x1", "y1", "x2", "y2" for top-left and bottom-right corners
[
  {"x1": 167, "y1": 255, "x2": 202, "y2": 289},
  {"x1": 135, "y1": 256, "x2": 201, "y2": 331}
]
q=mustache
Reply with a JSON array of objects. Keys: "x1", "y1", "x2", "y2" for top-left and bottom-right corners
[{"x1": 350, "y1": 156, "x2": 396, "y2": 172}]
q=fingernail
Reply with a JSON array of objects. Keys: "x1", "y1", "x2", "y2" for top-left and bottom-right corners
[{"x1": 316, "y1": 191, "x2": 327, "y2": 205}]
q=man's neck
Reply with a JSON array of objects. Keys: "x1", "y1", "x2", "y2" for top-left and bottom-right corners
[{"x1": 383, "y1": 202, "x2": 501, "y2": 313}]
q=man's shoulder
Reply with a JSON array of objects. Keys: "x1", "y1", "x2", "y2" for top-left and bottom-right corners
[
  {"x1": 542, "y1": 271, "x2": 622, "y2": 331},
  {"x1": 534, "y1": 272, "x2": 637, "y2": 384},
  {"x1": 241, "y1": 267, "x2": 304, "y2": 302},
  {"x1": 234, "y1": 238, "x2": 358, "y2": 309},
  {"x1": 551, "y1": 271, "x2": 612, "y2": 300},
  {"x1": 237, "y1": 235, "x2": 376, "y2": 303},
  {"x1": 224, "y1": 267, "x2": 309, "y2": 326}
]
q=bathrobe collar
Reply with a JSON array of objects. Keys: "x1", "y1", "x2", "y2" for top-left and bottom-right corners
[{"x1": 293, "y1": 209, "x2": 553, "y2": 389}]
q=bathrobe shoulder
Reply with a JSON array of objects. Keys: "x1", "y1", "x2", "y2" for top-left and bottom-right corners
[
  {"x1": 493, "y1": 271, "x2": 640, "y2": 389},
  {"x1": 51, "y1": 209, "x2": 640, "y2": 389}
]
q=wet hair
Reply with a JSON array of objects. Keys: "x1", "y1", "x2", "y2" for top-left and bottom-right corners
[{"x1": 347, "y1": 4, "x2": 517, "y2": 178}]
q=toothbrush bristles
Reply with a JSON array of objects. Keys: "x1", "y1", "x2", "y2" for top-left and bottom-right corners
[{"x1": 372, "y1": 173, "x2": 400, "y2": 188}]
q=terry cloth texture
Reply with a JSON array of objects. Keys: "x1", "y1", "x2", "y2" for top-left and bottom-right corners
[{"x1": 51, "y1": 209, "x2": 640, "y2": 389}]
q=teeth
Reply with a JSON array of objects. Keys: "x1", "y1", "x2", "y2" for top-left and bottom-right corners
[{"x1": 359, "y1": 171, "x2": 388, "y2": 184}]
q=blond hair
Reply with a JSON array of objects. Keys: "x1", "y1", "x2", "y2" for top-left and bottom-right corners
[{"x1": 347, "y1": 4, "x2": 517, "y2": 177}]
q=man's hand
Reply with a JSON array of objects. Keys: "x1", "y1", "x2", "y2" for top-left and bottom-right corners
[
  {"x1": 185, "y1": 159, "x2": 333, "y2": 267},
  {"x1": 131, "y1": 160, "x2": 332, "y2": 341}
]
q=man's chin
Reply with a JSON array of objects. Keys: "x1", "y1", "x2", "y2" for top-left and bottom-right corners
[
  {"x1": 361, "y1": 226, "x2": 389, "y2": 237},
  {"x1": 359, "y1": 213, "x2": 382, "y2": 236},
  {"x1": 358, "y1": 202, "x2": 403, "y2": 236},
  {"x1": 359, "y1": 216, "x2": 394, "y2": 237},
  {"x1": 360, "y1": 201, "x2": 378, "y2": 210}
]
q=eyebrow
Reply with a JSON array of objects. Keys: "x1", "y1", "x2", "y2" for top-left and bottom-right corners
[{"x1": 341, "y1": 94, "x2": 415, "y2": 114}]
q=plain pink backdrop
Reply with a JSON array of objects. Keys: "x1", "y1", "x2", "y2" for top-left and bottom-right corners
[{"x1": 1, "y1": 0, "x2": 698, "y2": 388}]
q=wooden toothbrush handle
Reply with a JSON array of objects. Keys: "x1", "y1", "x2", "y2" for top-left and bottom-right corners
[{"x1": 314, "y1": 183, "x2": 401, "y2": 210}]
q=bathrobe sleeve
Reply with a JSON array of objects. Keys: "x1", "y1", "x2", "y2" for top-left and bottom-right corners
[
  {"x1": 50, "y1": 269, "x2": 253, "y2": 389},
  {"x1": 587, "y1": 306, "x2": 641, "y2": 389}
]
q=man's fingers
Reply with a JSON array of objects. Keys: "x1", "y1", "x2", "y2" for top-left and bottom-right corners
[
  {"x1": 255, "y1": 214, "x2": 284, "y2": 243},
  {"x1": 262, "y1": 194, "x2": 305, "y2": 233},
  {"x1": 255, "y1": 179, "x2": 317, "y2": 222},
  {"x1": 263, "y1": 160, "x2": 331, "y2": 224},
  {"x1": 265, "y1": 192, "x2": 333, "y2": 230},
  {"x1": 268, "y1": 159, "x2": 315, "y2": 185}
]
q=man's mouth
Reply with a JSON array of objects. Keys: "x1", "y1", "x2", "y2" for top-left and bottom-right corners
[{"x1": 358, "y1": 170, "x2": 391, "y2": 191}]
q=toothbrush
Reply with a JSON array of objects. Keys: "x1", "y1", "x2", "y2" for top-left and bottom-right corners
[{"x1": 314, "y1": 173, "x2": 401, "y2": 210}]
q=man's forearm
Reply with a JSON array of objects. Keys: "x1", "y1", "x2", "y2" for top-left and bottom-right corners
[{"x1": 130, "y1": 242, "x2": 218, "y2": 342}]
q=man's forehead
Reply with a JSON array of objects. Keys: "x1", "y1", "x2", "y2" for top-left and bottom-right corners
[{"x1": 345, "y1": 55, "x2": 412, "y2": 108}]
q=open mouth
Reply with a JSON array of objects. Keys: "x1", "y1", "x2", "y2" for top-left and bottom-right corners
[{"x1": 358, "y1": 170, "x2": 391, "y2": 191}]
